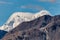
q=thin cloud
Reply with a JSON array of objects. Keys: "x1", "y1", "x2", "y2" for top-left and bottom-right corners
[
  {"x1": 20, "y1": 5, "x2": 44, "y2": 11},
  {"x1": 0, "y1": 1, "x2": 13, "y2": 4},
  {"x1": 38, "y1": 0, "x2": 56, "y2": 3}
]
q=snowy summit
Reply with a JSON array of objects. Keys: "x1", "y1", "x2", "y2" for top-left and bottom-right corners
[{"x1": 0, "y1": 10, "x2": 51, "y2": 31}]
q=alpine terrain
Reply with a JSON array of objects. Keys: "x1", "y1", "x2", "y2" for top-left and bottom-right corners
[
  {"x1": 1, "y1": 10, "x2": 60, "y2": 40},
  {"x1": 0, "y1": 10, "x2": 50, "y2": 32}
]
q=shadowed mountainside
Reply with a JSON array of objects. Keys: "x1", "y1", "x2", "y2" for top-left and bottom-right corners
[
  {"x1": 0, "y1": 30, "x2": 7, "y2": 39},
  {"x1": 2, "y1": 15, "x2": 60, "y2": 40}
]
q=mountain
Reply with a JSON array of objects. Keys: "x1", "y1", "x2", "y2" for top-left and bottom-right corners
[
  {"x1": 32, "y1": 10, "x2": 51, "y2": 18},
  {"x1": 0, "y1": 10, "x2": 50, "y2": 32},
  {"x1": 0, "y1": 12, "x2": 34, "y2": 31},
  {"x1": 2, "y1": 15, "x2": 60, "y2": 40},
  {"x1": 11, "y1": 15, "x2": 52, "y2": 31},
  {"x1": 0, "y1": 30, "x2": 7, "y2": 39}
]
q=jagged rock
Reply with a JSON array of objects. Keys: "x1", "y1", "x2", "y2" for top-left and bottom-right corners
[{"x1": 1, "y1": 15, "x2": 60, "y2": 40}]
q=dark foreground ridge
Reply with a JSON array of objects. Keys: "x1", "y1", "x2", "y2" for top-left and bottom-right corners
[
  {"x1": 0, "y1": 30, "x2": 7, "y2": 39},
  {"x1": 1, "y1": 15, "x2": 60, "y2": 40}
]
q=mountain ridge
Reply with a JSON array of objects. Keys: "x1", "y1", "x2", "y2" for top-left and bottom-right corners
[
  {"x1": 1, "y1": 15, "x2": 60, "y2": 40},
  {"x1": 0, "y1": 10, "x2": 51, "y2": 32}
]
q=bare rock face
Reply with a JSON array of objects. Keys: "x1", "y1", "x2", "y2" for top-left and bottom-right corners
[
  {"x1": 1, "y1": 29, "x2": 46, "y2": 40},
  {"x1": 1, "y1": 15, "x2": 60, "y2": 40},
  {"x1": 46, "y1": 15, "x2": 60, "y2": 40}
]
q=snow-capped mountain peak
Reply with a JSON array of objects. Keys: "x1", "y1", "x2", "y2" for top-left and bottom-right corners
[
  {"x1": 6, "y1": 12, "x2": 34, "y2": 24},
  {"x1": 0, "y1": 12, "x2": 34, "y2": 31},
  {"x1": 0, "y1": 10, "x2": 51, "y2": 31},
  {"x1": 33, "y1": 10, "x2": 51, "y2": 18}
]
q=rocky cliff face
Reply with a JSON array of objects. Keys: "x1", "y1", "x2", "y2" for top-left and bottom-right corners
[{"x1": 1, "y1": 15, "x2": 60, "y2": 40}]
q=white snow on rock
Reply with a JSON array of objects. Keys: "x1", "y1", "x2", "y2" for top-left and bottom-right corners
[{"x1": 0, "y1": 10, "x2": 51, "y2": 32}]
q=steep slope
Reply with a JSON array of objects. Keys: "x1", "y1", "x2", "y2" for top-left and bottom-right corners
[
  {"x1": 32, "y1": 10, "x2": 51, "y2": 18},
  {"x1": 47, "y1": 15, "x2": 60, "y2": 40},
  {"x1": 0, "y1": 12, "x2": 34, "y2": 31},
  {"x1": 0, "y1": 10, "x2": 51, "y2": 32},
  {"x1": 1, "y1": 15, "x2": 55, "y2": 40},
  {"x1": 13, "y1": 15, "x2": 52, "y2": 31}
]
